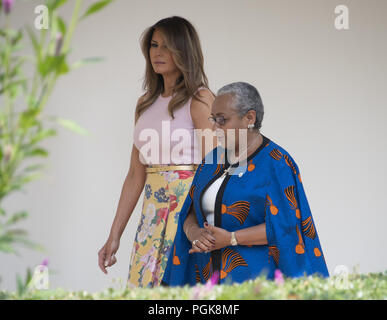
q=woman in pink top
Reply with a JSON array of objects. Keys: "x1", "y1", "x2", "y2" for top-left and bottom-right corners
[{"x1": 97, "y1": 16, "x2": 216, "y2": 288}]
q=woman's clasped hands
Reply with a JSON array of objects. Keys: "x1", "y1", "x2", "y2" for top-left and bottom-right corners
[{"x1": 188, "y1": 222, "x2": 231, "y2": 254}]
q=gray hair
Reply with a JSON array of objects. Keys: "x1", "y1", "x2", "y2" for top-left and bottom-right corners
[{"x1": 217, "y1": 82, "x2": 264, "y2": 129}]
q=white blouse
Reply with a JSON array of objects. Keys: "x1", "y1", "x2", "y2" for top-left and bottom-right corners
[{"x1": 201, "y1": 174, "x2": 226, "y2": 225}]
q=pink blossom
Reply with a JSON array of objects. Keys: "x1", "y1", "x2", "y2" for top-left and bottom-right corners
[
  {"x1": 165, "y1": 194, "x2": 178, "y2": 212},
  {"x1": 177, "y1": 171, "x2": 194, "y2": 179},
  {"x1": 274, "y1": 268, "x2": 284, "y2": 285},
  {"x1": 156, "y1": 208, "x2": 169, "y2": 225},
  {"x1": 55, "y1": 32, "x2": 63, "y2": 56},
  {"x1": 3, "y1": 0, "x2": 14, "y2": 14},
  {"x1": 192, "y1": 271, "x2": 219, "y2": 299},
  {"x1": 41, "y1": 258, "x2": 49, "y2": 267},
  {"x1": 207, "y1": 270, "x2": 219, "y2": 288}
]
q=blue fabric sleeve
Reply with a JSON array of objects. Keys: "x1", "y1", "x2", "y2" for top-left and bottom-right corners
[{"x1": 265, "y1": 155, "x2": 329, "y2": 278}]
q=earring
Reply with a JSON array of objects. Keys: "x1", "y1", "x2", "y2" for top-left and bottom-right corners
[{"x1": 247, "y1": 123, "x2": 254, "y2": 129}]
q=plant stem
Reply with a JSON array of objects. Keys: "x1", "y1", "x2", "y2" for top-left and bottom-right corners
[{"x1": 62, "y1": 0, "x2": 83, "y2": 54}]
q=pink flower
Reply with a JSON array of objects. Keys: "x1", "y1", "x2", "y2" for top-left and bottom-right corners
[
  {"x1": 207, "y1": 270, "x2": 219, "y2": 288},
  {"x1": 156, "y1": 208, "x2": 169, "y2": 225},
  {"x1": 169, "y1": 194, "x2": 178, "y2": 212},
  {"x1": 3, "y1": 0, "x2": 14, "y2": 14},
  {"x1": 177, "y1": 171, "x2": 194, "y2": 180},
  {"x1": 192, "y1": 271, "x2": 219, "y2": 300},
  {"x1": 55, "y1": 32, "x2": 63, "y2": 56},
  {"x1": 274, "y1": 268, "x2": 284, "y2": 286},
  {"x1": 38, "y1": 258, "x2": 49, "y2": 272},
  {"x1": 41, "y1": 258, "x2": 49, "y2": 267}
]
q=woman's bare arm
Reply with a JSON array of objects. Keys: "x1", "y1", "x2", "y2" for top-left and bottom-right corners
[
  {"x1": 98, "y1": 95, "x2": 147, "y2": 273},
  {"x1": 234, "y1": 223, "x2": 268, "y2": 246},
  {"x1": 183, "y1": 204, "x2": 199, "y2": 242},
  {"x1": 108, "y1": 143, "x2": 146, "y2": 241},
  {"x1": 184, "y1": 204, "x2": 216, "y2": 253}
]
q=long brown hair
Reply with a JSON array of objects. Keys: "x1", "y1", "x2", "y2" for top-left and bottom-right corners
[{"x1": 135, "y1": 16, "x2": 213, "y2": 123}]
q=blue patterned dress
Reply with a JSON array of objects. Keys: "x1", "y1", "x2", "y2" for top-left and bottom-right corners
[{"x1": 161, "y1": 135, "x2": 329, "y2": 286}]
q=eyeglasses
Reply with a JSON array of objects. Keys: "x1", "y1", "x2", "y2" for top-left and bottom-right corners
[{"x1": 208, "y1": 112, "x2": 238, "y2": 126}]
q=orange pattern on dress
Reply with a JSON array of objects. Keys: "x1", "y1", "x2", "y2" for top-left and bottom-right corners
[
  {"x1": 220, "y1": 151, "x2": 225, "y2": 163},
  {"x1": 268, "y1": 245, "x2": 280, "y2": 265},
  {"x1": 266, "y1": 195, "x2": 279, "y2": 215},
  {"x1": 189, "y1": 184, "x2": 195, "y2": 199},
  {"x1": 247, "y1": 159, "x2": 255, "y2": 172},
  {"x1": 195, "y1": 264, "x2": 201, "y2": 283},
  {"x1": 221, "y1": 201, "x2": 250, "y2": 225},
  {"x1": 202, "y1": 257, "x2": 212, "y2": 281},
  {"x1": 220, "y1": 248, "x2": 248, "y2": 279},
  {"x1": 172, "y1": 244, "x2": 181, "y2": 265},
  {"x1": 270, "y1": 149, "x2": 283, "y2": 160},
  {"x1": 213, "y1": 164, "x2": 223, "y2": 175},
  {"x1": 284, "y1": 154, "x2": 297, "y2": 175},
  {"x1": 314, "y1": 247, "x2": 322, "y2": 257},
  {"x1": 285, "y1": 186, "x2": 301, "y2": 219},
  {"x1": 301, "y1": 216, "x2": 316, "y2": 240},
  {"x1": 295, "y1": 225, "x2": 305, "y2": 254}
]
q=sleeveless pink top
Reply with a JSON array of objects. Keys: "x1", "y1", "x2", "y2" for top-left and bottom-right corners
[{"x1": 133, "y1": 87, "x2": 207, "y2": 165}]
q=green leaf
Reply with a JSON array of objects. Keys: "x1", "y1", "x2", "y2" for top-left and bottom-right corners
[
  {"x1": 58, "y1": 59, "x2": 69, "y2": 74},
  {"x1": 3, "y1": 228, "x2": 28, "y2": 239},
  {"x1": 5, "y1": 211, "x2": 29, "y2": 227},
  {"x1": 55, "y1": 117, "x2": 89, "y2": 135},
  {"x1": 0, "y1": 242, "x2": 16, "y2": 254},
  {"x1": 11, "y1": 29, "x2": 23, "y2": 46},
  {"x1": 8, "y1": 57, "x2": 27, "y2": 80},
  {"x1": 19, "y1": 109, "x2": 41, "y2": 130},
  {"x1": 80, "y1": 0, "x2": 113, "y2": 20},
  {"x1": 38, "y1": 54, "x2": 67, "y2": 77},
  {"x1": 16, "y1": 274, "x2": 24, "y2": 296},
  {"x1": 0, "y1": 78, "x2": 27, "y2": 96},
  {"x1": 30, "y1": 128, "x2": 57, "y2": 144},
  {"x1": 8, "y1": 172, "x2": 43, "y2": 193},
  {"x1": 0, "y1": 229, "x2": 43, "y2": 253},
  {"x1": 46, "y1": 0, "x2": 67, "y2": 11},
  {"x1": 22, "y1": 163, "x2": 46, "y2": 173},
  {"x1": 25, "y1": 148, "x2": 49, "y2": 158},
  {"x1": 57, "y1": 15, "x2": 67, "y2": 36},
  {"x1": 70, "y1": 56, "x2": 104, "y2": 70},
  {"x1": 26, "y1": 268, "x2": 33, "y2": 287},
  {"x1": 25, "y1": 26, "x2": 41, "y2": 60}
]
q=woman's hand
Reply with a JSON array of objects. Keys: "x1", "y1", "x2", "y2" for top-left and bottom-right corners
[
  {"x1": 203, "y1": 222, "x2": 231, "y2": 251},
  {"x1": 188, "y1": 225, "x2": 216, "y2": 254},
  {"x1": 98, "y1": 237, "x2": 120, "y2": 274}
]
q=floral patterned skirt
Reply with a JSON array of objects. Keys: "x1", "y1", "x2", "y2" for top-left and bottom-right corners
[{"x1": 126, "y1": 167, "x2": 196, "y2": 288}]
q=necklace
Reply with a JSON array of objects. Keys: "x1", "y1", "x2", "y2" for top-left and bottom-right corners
[{"x1": 220, "y1": 134, "x2": 262, "y2": 178}]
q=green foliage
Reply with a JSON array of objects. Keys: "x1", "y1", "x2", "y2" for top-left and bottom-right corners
[
  {"x1": 0, "y1": 271, "x2": 386, "y2": 300},
  {"x1": 16, "y1": 267, "x2": 33, "y2": 297},
  {"x1": 0, "y1": 0, "x2": 113, "y2": 255},
  {"x1": 80, "y1": 0, "x2": 114, "y2": 20}
]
